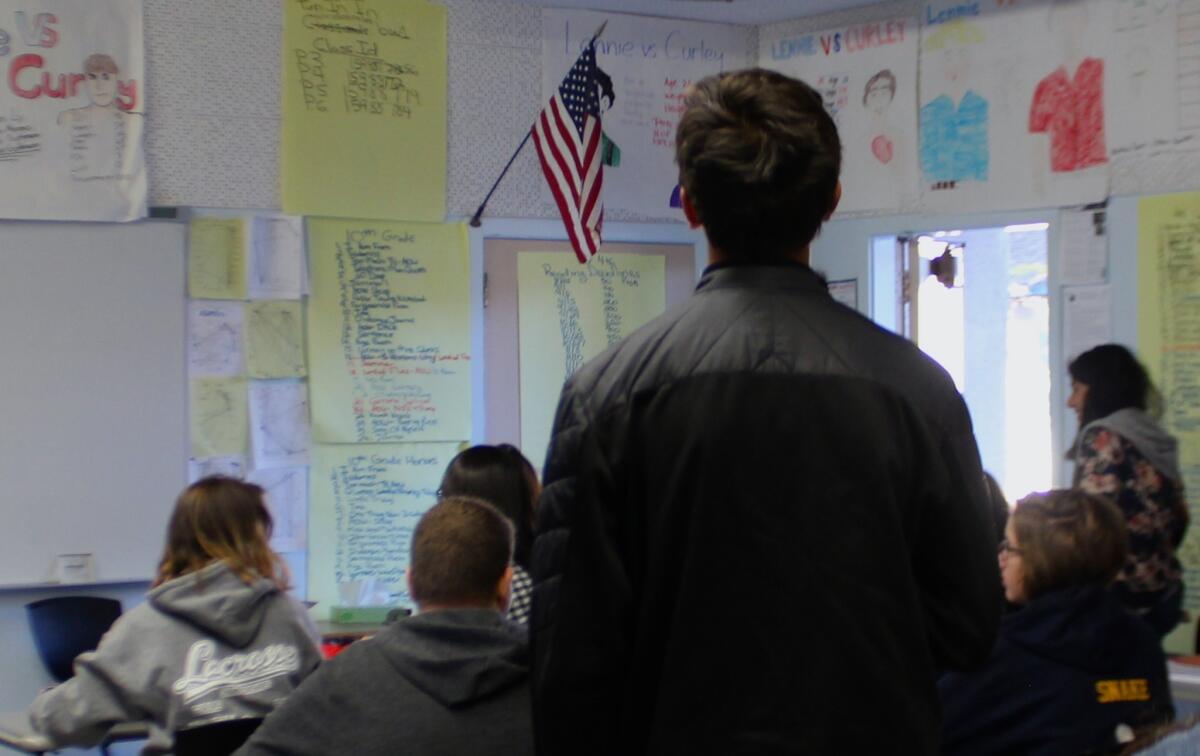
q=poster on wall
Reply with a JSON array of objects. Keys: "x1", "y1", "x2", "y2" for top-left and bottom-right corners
[
  {"x1": 282, "y1": 0, "x2": 447, "y2": 221},
  {"x1": 1137, "y1": 192, "x2": 1200, "y2": 612},
  {"x1": 760, "y1": 17, "x2": 920, "y2": 213},
  {"x1": 918, "y1": 0, "x2": 1112, "y2": 213},
  {"x1": 542, "y1": 9, "x2": 752, "y2": 219},
  {"x1": 0, "y1": 0, "x2": 144, "y2": 221},
  {"x1": 1107, "y1": 0, "x2": 1179, "y2": 160}
]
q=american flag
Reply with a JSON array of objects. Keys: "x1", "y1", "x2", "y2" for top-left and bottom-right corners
[{"x1": 533, "y1": 42, "x2": 604, "y2": 264}]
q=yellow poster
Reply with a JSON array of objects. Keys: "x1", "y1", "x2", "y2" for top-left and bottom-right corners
[
  {"x1": 308, "y1": 442, "x2": 459, "y2": 613},
  {"x1": 517, "y1": 252, "x2": 666, "y2": 468},
  {"x1": 307, "y1": 218, "x2": 470, "y2": 442},
  {"x1": 282, "y1": 0, "x2": 447, "y2": 221},
  {"x1": 190, "y1": 377, "x2": 248, "y2": 457},
  {"x1": 188, "y1": 218, "x2": 246, "y2": 300},
  {"x1": 1138, "y1": 192, "x2": 1200, "y2": 612},
  {"x1": 246, "y1": 300, "x2": 307, "y2": 378}
]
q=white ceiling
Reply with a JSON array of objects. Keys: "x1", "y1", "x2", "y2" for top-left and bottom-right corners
[{"x1": 510, "y1": 0, "x2": 884, "y2": 25}]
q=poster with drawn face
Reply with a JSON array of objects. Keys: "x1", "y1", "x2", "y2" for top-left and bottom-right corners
[
  {"x1": 919, "y1": 0, "x2": 1112, "y2": 212},
  {"x1": 760, "y1": 17, "x2": 920, "y2": 213},
  {"x1": 0, "y1": 0, "x2": 144, "y2": 220},
  {"x1": 542, "y1": 9, "x2": 752, "y2": 219}
]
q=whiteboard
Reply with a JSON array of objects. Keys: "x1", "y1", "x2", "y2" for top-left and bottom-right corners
[{"x1": 0, "y1": 221, "x2": 186, "y2": 587}]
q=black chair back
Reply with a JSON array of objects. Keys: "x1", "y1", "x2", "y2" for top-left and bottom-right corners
[
  {"x1": 173, "y1": 718, "x2": 264, "y2": 756},
  {"x1": 26, "y1": 596, "x2": 123, "y2": 682}
]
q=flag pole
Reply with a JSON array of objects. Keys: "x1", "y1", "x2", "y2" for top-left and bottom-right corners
[{"x1": 468, "y1": 21, "x2": 608, "y2": 228}]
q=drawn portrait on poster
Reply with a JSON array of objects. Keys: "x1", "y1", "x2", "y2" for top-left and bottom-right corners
[
  {"x1": 761, "y1": 17, "x2": 920, "y2": 213},
  {"x1": 543, "y1": 9, "x2": 752, "y2": 219},
  {"x1": 0, "y1": 1, "x2": 144, "y2": 220},
  {"x1": 919, "y1": 0, "x2": 1111, "y2": 213}
]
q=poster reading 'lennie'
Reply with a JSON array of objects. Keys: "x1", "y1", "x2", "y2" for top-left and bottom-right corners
[{"x1": 0, "y1": 0, "x2": 145, "y2": 221}]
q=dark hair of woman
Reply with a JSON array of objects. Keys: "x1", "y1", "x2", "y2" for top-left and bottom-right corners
[
  {"x1": 439, "y1": 445, "x2": 538, "y2": 569},
  {"x1": 1068, "y1": 344, "x2": 1154, "y2": 427}
]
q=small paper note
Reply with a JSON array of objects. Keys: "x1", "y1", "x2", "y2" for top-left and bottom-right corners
[
  {"x1": 249, "y1": 380, "x2": 311, "y2": 469},
  {"x1": 188, "y1": 218, "x2": 247, "y2": 300},
  {"x1": 250, "y1": 216, "x2": 306, "y2": 300},
  {"x1": 190, "y1": 377, "x2": 248, "y2": 457},
  {"x1": 246, "y1": 300, "x2": 306, "y2": 378},
  {"x1": 188, "y1": 301, "x2": 245, "y2": 377}
]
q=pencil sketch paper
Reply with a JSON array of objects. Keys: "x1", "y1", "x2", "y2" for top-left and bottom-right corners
[
  {"x1": 188, "y1": 454, "x2": 246, "y2": 482},
  {"x1": 249, "y1": 216, "x2": 306, "y2": 300},
  {"x1": 248, "y1": 466, "x2": 307, "y2": 552},
  {"x1": 249, "y1": 380, "x2": 311, "y2": 469},
  {"x1": 188, "y1": 300, "x2": 245, "y2": 377}
]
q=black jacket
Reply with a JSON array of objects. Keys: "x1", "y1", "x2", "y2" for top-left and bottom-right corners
[
  {"x1": 236, "y1": 609, "x2": 533, "y2": 756},
  {"x1": 531, "y1": 263, "x2": 1001, "y2": 755},
  {"x1": 939, "y1": 584, "x2": 1173, "y2": 755}
]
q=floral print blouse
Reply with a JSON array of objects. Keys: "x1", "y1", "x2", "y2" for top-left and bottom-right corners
[{"x1": 1075, "y1": 427, "x2": 1185, "y2": 609}]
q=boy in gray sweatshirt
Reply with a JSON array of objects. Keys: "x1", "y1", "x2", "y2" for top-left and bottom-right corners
[{"x1": 237, "y1": 496, "x2": 533, "y2": 756}]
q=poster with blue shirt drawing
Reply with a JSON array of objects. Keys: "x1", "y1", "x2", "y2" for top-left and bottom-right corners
[
  {"x1": 919, "y1": 0, "x2": 1113, "y2": 212},
  {"x1": 760, "y1": 17, "x2": 920, "y2": 213}
]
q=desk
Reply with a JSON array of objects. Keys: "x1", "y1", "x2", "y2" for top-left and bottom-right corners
[
  {"x1": 0, "y1": 711, "x2": 148, "y2": 754},
  {"x1": 316, "y1": 620, "x2": 386, "y2": 643}
]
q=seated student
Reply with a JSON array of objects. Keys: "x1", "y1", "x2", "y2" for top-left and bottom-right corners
[
  {"x1": 939, "y1": 489, "x2": 1173, "y2": 755},
  {"x1": 236, "y1": 496, "x2": 533, "y2": 756},
  {"x1": 438, "y1": 444, "x2": 540, "y2": 624},
  {"x1": 27, "y1": 476, "x2": 322, "y2": 753}
]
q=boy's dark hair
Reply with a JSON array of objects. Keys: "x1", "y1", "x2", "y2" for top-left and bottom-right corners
[
  {"x1": 675, "y1": 68, "x2": 841, "y2": 261},
  {"x1": 439, "y1": 444, "x2": 538, "y2": 569},
  {"x1": 1068, "y1": 343, "x2": 1153, "y2": 426},
  {"x1": 409, "y1": 496, "x2": 514, "y2": 607},
  {"x1": 1012, "y1": 489, "x2": 1128, "y2": 600}
]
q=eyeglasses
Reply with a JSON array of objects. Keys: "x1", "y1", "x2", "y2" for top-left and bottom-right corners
[{"x1": 998, "y1": 539, "x2": 1024, "y2": 557}]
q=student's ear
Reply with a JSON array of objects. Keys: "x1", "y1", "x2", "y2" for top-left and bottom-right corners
[
  {"x1": 825, "y1": 181, "x2": 842, "y2": 220},
  {"x1": 406, "y1": 568, "x2": 416, "y2": 609},
  {"x1": 680, "y1": 187, "x2": 702, "y2": 229},
  {"x1": 496, "y1": 565, "x2": 514, "y2": 612}
]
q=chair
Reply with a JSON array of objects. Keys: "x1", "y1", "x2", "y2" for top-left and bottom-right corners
[
  {"x1": 25, "y1": 596, "x2": 122, "y2": 682},
  {"x1": 173, "y1": 718, "x2": 264, "y2": 756}
]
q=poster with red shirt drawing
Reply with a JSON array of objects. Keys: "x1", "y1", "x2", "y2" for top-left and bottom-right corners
[
  {"x1": 919, "y1": 0, "x2": 1111, "y2": 213},
  {"x1": 0, "y1": 0, "x2": 143, "y2": 221}
]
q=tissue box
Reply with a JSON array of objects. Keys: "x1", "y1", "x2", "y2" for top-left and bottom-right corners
[{"x1": 329, "y1": 605, "x2": 397, "y2": 624}]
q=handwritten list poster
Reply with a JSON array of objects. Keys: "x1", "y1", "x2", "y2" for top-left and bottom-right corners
[
  {"x1": 308, "y1": 218, "x2": 470, "y2": 443},
  {"x1": 308, "y1": 443, "x2": 458, "y2": 612},
  {"x1": 517, "y1": 252, "x2": 665, "y2": 468},
  {"x1": 1138, "y1": 192, "x2": 1200, "y2": 612},
  {"x1": 282, "y1": 0, "x2": 446, "y2": 221}
]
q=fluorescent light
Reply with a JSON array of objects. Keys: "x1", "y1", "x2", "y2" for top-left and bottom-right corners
[{"x1": 1004, "y1": 223, "x2": 1050, "y2": 233}]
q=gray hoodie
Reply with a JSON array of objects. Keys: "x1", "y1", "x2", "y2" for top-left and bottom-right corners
[
  {"x1": 1076, "y1": 407, "x2": 1182, "y2": 484},
  {"x1": 27, "y1": 561, "x2": 322, "y2": 754},
  {"x1": 236, "y1": 608, "x2": 532, "y2": 756}
]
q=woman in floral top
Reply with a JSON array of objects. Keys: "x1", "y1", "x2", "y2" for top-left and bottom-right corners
[{"x1": 1068, "y1": 344, "x2": 1189, "y2": 636}]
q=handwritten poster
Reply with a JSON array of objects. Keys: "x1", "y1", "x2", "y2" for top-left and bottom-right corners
[
  {"x1": 1063, "y1": 283, "x2": 1113, "y2": 360},
  {"x1": 1059, "y1": 206, "x2": 1109, "y2": 285},
  {"x1": 517, "y1": 252, "x2": 665, "y2": 468},
  {"x1": 1138, "y1": 192, "x2": 1200, "y2": 610},
  {"x1": 249, "y1": 379, "x2": 311, "y2": 469},
  {"x1": 0, "y1": 0, "x2": 144, "y2": 220},
  {"x1": 1107, "y1": 0, "x2": 1180, "y2": 160},
  {"x1": 918, "y1": 0, "x2": 1111, "y2": 212},
  {"x1": 761, "y1": 17, "x2": 920, "y2": 213},
  {"x1": 308, "y1": 219, "x2": 470, "y2": 443},
  {"x1": 542, "y1": 9, "x2": 751, "y2": 218},
  {"x1": 308, "y1": 442, "x2": 459, "y2": 612},
  {"x1": 282, "y1": 0, "x2": 447, "y2": 221},
  {"x1": 188, "y1": 218, "x2": 247, "y2": 300}
]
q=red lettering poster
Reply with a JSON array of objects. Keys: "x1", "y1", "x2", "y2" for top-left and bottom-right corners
[{"x1": 0, "y1": 0, "x2": 144, "y2": 220}]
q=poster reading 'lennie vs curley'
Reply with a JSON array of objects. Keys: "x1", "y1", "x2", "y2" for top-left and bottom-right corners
[{"x1": 0, "y1": 1, "x2": 145, "y2": 221}]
